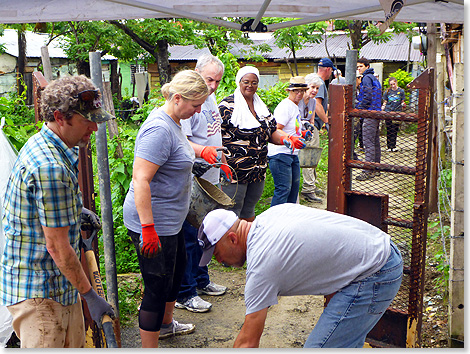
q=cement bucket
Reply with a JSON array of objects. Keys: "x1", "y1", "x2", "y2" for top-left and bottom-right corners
[
  {"x1": 186, "y1": 177, "x2": 235, "y2": 229},
  {"x1": 298, "y1": 146, "x2": 323, "y2": 168}
]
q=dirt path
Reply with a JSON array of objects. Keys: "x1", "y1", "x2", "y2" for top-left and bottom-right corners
[
  {"x1": 120, "y1": 198, "x2": 327, "y2": 349},
  {"x1": 119, "y1": 267, "x2": 324, "y2": 348}
]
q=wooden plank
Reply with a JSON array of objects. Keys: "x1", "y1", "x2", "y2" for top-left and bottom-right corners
[{"x1": 448, "y1": 62, "x2": 464, "y2": 347}]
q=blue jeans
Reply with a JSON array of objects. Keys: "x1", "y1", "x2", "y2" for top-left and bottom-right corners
[
  {"x1": 268, "y1": 153, "x2": 300, "y2": 207},
  {"x1": 304, "y1": 241, "x2": 403, "y2": 348},
  {"x1": 176, "y1": 220, "x2": 210, "y2": 302}
]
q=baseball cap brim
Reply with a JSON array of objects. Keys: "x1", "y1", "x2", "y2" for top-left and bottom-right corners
[{"x1": 76, "y1": 107, "x2": 114, "y2": 123}]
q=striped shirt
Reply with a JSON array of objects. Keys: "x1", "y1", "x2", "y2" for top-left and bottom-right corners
[{"x1": 1, "y1": 123, "x2": 82, "y2": 306}]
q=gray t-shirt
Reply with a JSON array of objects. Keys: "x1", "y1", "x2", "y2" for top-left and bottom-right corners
[
  {"x1": 244, "y1": 203, "x2": 391, "y2": 315},
  {"x1": 123, "y1": 107, "x2": 195, "y2": 236},
  {"x1": 314, "y1": 78, "x2": 328, "y2": 130},
  {"x1": 297, "y1": 97, "x2": 317, "y2": 123},
  {"x1": 181, "y1": 93, "x2": 222, "y2": 185}
]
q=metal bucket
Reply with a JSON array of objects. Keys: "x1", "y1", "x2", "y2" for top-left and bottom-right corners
[
  {"x1": 186, "y1": 177, "x2": 235, "y2": 228},
  {"x1": 298, "y1": 146, "x2": 323, "y2": 168}
]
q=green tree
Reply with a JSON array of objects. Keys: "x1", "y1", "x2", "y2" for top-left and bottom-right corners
[
  {"x1": 334, "y1": 20, "x2": 417, "y2": 54},
  {"x1": 264, "y1": 18, "x2": 326, "y2": 76}
]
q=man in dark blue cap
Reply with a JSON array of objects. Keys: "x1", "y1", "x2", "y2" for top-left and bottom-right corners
[{"x1": 300, "y1": 57, "x2": 335, "y2": 204}]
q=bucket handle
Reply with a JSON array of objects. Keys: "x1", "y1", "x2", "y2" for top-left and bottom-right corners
[{"x1": 211, "y1": 162, "x2": 238, "y2": 204}]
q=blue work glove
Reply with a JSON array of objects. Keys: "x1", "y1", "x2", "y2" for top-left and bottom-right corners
[
  {"x1": 81, "y1": 288, "x2": 115, "y2": 328},
  {"x1": 280, "y1": 135, "x2": 294, "y2": 153},
  {"x1": 301, "y1": 129, "x2": 313, "y2": 142},
  {"x1": 289, "y1": 135, "x2": 307, "y2": 149},
  {"x1": 220, "y1": 164, "x2": 233, "y2": 183}
]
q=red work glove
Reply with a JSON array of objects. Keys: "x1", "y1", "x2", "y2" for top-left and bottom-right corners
[
  {"x1": 301, "y1": 129, "x2": 313, "y2": 141},
  {"x1": 280, "y1": 135, "x2": 294, "y2": 153},
  {"x1": 220, "y1": 164, "x2": 233, "y2": 183},
  {"x1": 201, "y1": 146, "x2": 218, "y2": 164},
  {"x1": 140, "y1": 223, "x2": 162, "y2": 258},
  {"x1": 289, "y1": 135, "x2": 306, "y2": 149}
]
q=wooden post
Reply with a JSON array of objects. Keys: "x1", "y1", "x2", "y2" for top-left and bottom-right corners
[
  {"x1": 448, "y1": 62, "x2": 464, "y2": 348},
  {"x1": 103, "y1": 82, "x2": 123, "y2": 158},
  {"x1": 435, "y1": 61, "x2": 447, "y2": 168},
  {"x1": 40, "y1": 46, "x2": 53, "y2": 82}
]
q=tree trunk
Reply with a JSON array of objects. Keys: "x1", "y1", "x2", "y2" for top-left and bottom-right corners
[
  {"x1": 110, "y1": 60, "x2": 121, "y2": 101},
  {"x1": 350, "y1": 20, "x2": 363, "y2": 51},
  {"x1": 76, "y1": 59, "x2": 90, "y2": 77},
  {"x1": 292, "y1": 48, "x2": 299, "y2": 76},
  {"x1": 156, "y1": 39, "x2": 171, "y2": 86},
  {"x1": 17, "y1": 30, "x2": 27, "y2": 96}
]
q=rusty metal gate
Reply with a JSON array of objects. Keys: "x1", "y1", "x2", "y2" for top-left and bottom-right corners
[{"x1": 327, "y1": 68, "x2": 435, "y2": 347}]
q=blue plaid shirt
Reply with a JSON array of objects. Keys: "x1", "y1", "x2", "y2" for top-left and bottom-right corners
[{"x1": 1, "y1": 123, "x2": 83, "y2": 306}]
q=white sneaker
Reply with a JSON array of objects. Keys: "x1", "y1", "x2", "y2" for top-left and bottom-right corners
[
  {"x1": 159, "y1": 319, "x2": 195, "y2": 339},
  {"x1": 197, "y1": 281, "x2": 227, "y2": 296},
  {"x1": 175, "y1": 295, "x2": 212, "y2": 313}
]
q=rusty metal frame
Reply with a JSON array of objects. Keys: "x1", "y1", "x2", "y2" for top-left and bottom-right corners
[{"x1": 327, "y1": 68, "x2": 435, "y2": 347}]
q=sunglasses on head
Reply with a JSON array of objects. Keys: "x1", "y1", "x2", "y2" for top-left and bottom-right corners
[{"x1": 74, "y1": 89, "x2": 101, "y2": 110}]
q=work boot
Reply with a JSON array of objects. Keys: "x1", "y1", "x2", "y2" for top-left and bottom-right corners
[
  {"x1": 314, "y1": 187, "x2": 325, "y2": 197},
  {"x1": 159, "y1": 320, "x2": 195, "y2": 339},
  {"x1": 301, "y1": 192, "x2": 322, "y2": 203}
]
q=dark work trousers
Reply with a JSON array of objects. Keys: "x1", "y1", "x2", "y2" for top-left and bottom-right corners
[
  {"x1": 363, "y1": 118, "x2": 381, "y2": 164},
  {"x1": 385, "y1": 120, "x2": 400, "y2": 149},
  {"x1": 353, "y1": 118, "x2": 364, "y2": 148}
]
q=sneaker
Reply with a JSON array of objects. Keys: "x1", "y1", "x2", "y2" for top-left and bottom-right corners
[
  {"x1": 356, "y1": 172, "x2": 374, "y2": 181},
  {"x1": 387, "y1": 148, "x2": 393, "y2": 152},
  {"x1": 391, "y1": 147, "x2": 399, "y2": 152},
  {"x1": 197, "y1": 281, "x2": 227, "y2": 296},
  {"x1": 301, "y1": 192, "x2": 322, "y2": 203},
  {"x1": 159, "y1": 320, "x2": 195, "y2": 339},
  {"x1": 175, "y1": 295, "x2": 212, "y2": 313}
]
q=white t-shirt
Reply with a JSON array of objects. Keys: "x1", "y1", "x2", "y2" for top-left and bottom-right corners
[
  {"x1": 181, "y1": 93, "x2": 223, "y2": 185},
  {"x1": 268, "y1": 98, "x2": 303, "y2": 157},
  {"x1": 244, "y1": 204, "x2": 391, "y2": 315}
]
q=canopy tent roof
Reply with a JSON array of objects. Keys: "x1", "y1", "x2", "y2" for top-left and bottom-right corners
[{"x1": 0, "y1": 0, "x2": 464, "y2": 29}]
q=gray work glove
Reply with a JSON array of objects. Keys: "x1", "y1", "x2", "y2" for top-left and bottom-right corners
[
  {"x1": 81, "y1": 207, "x2": 101, "y2": 231},
  {"x1": 81, "y1": 288, "x2": 115, "y2": 327}
]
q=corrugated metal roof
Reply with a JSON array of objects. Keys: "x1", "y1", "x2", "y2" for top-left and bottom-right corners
[
  {"x1": 0, "y1": 28, "x2": 115, "y2": 60},
  {"x1": 168, "y1": 32, "x2": 423, "y2": 63}
]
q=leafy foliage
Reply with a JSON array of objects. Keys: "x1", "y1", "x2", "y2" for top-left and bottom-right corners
[
  {"x1": 0, "y1": 87, "x2": 38, "y2": 151},
  {"x1": 257, "y1": 81, "x2": 289, "y2": 113},
  {"x1": 264, "y1": 18, "x2": 326, "y2": 76},
  {"x1": 215, "y1": 52, "x2": 240, "y2": 103}
]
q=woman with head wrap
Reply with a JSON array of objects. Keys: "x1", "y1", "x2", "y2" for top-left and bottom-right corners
[{"x1": 218, "y1": 66, "x2": 294, "y2": 221}]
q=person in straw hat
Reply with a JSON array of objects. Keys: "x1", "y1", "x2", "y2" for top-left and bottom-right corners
[{"x1": 267, "y1": 76, "x2": 311, "y2": 206}]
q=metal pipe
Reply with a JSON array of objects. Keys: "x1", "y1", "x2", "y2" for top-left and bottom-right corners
[
  {"x1": 267, "y1": 0, "x2": 429, "y2": 31},
  {"x1": 89, "y1": 52, "x2": 120, "y2": 320},
  {"x1": 251, "y1": 0, "x2": 272, "y2": 31},
  {"x1": 105, "y1": 0, "x2": 241, "y2": 30}
]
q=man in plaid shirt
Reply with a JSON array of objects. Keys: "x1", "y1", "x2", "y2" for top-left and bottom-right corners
[{"x1": 1, "y1": 75, "x2": 115, "y2": 347}]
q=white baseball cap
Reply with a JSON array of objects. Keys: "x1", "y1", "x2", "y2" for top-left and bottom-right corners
[{"x1": 198, "y1": 209, "x2": 238, "y2": 266}]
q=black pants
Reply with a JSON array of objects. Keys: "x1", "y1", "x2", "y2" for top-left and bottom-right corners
[
  {"x1": 128, "y1": 228, "x2": 187, "y2": 331},
  {"x1": 385, "y1": 120, "x2": 400, "y2": 149}
]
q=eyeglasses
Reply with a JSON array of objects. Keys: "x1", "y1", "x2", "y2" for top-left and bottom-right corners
[{"x1": 240, "y1": 80, "x2": 258, "y2": 86}]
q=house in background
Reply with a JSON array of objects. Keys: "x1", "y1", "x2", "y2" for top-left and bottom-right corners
[
  {"x1": 138, "y1": 31, "x2": 424, "y2": 94},
  {"x1": 0, "y1": 29, "x2": 115, "y2": 104}
]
